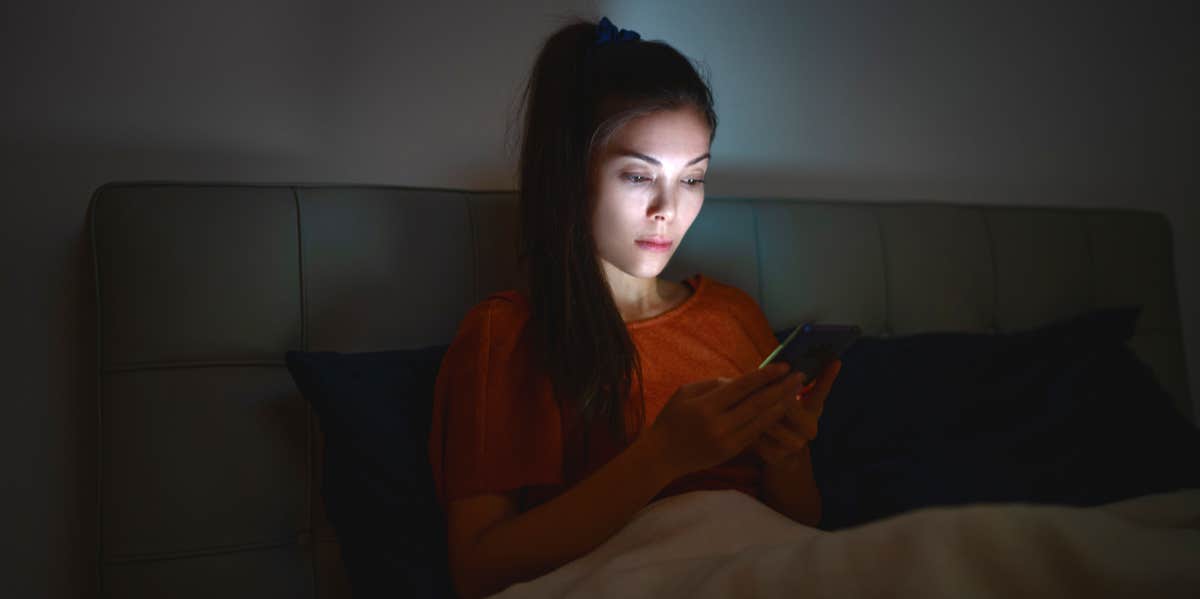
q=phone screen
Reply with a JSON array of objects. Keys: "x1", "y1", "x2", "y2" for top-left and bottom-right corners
[{"x1": 759, "y1": 322, "x2": 861, "y2": 380}]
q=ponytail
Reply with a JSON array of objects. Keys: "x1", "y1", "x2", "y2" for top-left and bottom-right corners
[{"x1": 513, "y1": 16, "x2": 718, "y2": 481}]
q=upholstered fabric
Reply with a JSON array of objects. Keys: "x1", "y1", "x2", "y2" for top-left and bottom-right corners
[{"x1": 90, "y1": 183, "x2": 1192, "y2": 597}]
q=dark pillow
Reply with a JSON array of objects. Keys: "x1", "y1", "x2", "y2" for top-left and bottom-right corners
[
  {"x1": 778, "y1": 307, "x2": 1200, "y2": 531},
  {"x1": 285, "y1": 347, "x2": 454, "y2": 599}
]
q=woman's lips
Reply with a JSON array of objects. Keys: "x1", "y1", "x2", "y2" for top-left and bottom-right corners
[{"x1": 635, "y1": 239, "x2": 673, "y2": 252}]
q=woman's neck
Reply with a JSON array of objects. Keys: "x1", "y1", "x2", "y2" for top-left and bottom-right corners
[
  {"x1": 512, "y1": 265, "x2": 690, "y2": 322},
  {"x1": 606, "y1": 273, "x2": 689, "y2": 322}
]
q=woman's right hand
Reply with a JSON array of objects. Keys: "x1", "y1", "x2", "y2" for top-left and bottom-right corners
[{"x1": 642, "y1": 362, "x2": 808, "y2": 479}]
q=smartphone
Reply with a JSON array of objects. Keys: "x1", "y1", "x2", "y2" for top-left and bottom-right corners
[{"x1": 758, "y1": 322, "x2": 862, "y2": 381}]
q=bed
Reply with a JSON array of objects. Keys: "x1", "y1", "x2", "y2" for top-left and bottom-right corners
[{"x1": 89, "y1": 182, "x2": 1197, "y2": 597}]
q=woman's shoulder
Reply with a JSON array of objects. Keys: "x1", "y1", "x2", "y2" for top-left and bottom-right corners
[
  {"x1": 691, "y1": 274, "x2": 779, "y2": 355},
  {"x1": 439, "y1": 291, "x2": 539, "y2": 388},
  {"x1": 485, "y1": 288, "x2": 531, "y2": 308},
  {"x1": 694, "y1": 273, "x2": 763, "y2": 314},
  {"x1": 482, "y1": 289, "x2": 532, "y2": 323},
  {"x1": 450, "y1": 289, "x2": 533, "y2": 343}
]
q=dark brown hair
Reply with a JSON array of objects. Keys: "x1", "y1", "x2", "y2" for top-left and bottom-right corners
[{"x1": 512, "y1": 16, "x2": 718, "y2": 476}]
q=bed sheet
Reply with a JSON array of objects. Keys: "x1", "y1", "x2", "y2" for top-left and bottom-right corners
[{"x1": 491, "y1": 488, "x2": 1200, "y2": 598}]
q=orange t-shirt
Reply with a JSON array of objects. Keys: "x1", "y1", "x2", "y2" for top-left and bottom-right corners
[{"x1": 428, "y1": 272, "x2": 786, "y2": 513}]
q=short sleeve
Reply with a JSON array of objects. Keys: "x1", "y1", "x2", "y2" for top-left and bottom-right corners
[{"x1": 427, "y1": 297, "x2": 565, "y2": 511}]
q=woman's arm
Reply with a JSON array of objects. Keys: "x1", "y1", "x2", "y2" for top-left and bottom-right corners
[
  {"x1": 448, "y1": 366, "x2": 802, "y2": 598},
  {"x1": 760, "y1": 444, "x2": 821, "y2": 527},
  {"x1": 447, "y1": 432, "x2": 675, "y2": 599}
]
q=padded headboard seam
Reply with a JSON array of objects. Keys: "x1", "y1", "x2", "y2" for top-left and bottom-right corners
[
  {"x1": 87, "y1": 188, "x2": 104, "y2": 597},
  {"x1": 873, "y1": 206, "x2": 893, "y2": 334},
  {"x1": 292, "y1": 186, "x2": 318, "y2": 593},
  {"x1": 982, "y1": 211, "x2": 1000, "y2": 330},
  {"x1": 468, "y1": 196, "x2": 480, "y2": 302},
  {"x1": 751, "y1": 203, "x2": 766, "y2": 314},
  {"x1": 1081, "y1": 212, "x2": 1098, "y2": 312}
]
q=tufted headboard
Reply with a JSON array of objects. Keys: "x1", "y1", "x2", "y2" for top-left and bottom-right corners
[{"x1": 89, "y1": 182, "x2": 1193, "y2": 597}]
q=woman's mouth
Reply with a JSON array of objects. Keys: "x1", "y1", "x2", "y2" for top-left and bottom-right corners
[{"x1": 635, "y1": 239, "x2": 673, "y2": 252}]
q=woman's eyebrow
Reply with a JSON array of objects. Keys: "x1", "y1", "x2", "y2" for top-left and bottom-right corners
[{"x1": 616, "y1": 150, "x2": 710, "y2": 167}]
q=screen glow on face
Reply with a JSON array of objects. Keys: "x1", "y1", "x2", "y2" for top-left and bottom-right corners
[{"x1": 589, "y1": 106, "x2": 711, "y2": 282}]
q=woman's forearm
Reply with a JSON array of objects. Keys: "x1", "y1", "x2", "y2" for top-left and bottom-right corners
[
  {"x1": 761, "y1": 444, "x2": 821, "y2": 527},
  {"x1": 455, "y1": 433, "x2": 676, "y2": 599}
]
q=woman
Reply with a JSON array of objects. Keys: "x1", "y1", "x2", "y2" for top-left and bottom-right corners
[{"x1": 428, "y1": 16, "x2": 842, "y2": 599}]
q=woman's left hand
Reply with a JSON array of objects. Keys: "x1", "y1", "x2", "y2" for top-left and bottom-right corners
[{"x1": 752, "y1": 359, "x2": 842, "y2": 465}]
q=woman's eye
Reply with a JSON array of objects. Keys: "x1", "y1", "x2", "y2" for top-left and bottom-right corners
[{"x1": 623, "y1": 174, "x2": 706, "y2": 186}]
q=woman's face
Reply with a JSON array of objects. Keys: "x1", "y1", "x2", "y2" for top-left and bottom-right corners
[{"x1": 588, "y1": 106, "x2": 711, "y2": 281}]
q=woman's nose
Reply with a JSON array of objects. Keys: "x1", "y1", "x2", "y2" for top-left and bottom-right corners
[{"x1": 648, "y1": 193, "x2": 675, "y2": 221}]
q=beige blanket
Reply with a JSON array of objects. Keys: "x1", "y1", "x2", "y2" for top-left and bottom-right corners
[{"x1": 492, "y1": 488, "x2": 1200, "y2": 598}]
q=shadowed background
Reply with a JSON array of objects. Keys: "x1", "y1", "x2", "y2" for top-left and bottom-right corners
[{"x1": 1, "y1": 1, "x2": 1196, "y2": 596}]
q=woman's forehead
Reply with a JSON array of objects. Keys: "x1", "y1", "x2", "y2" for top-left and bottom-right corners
[{"x1": 602, "y1": 110, "x2": 711, "y2": 163}]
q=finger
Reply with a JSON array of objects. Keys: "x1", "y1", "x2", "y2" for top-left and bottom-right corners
[
  {"x1": 709, "y1": 363, "x2": 792, "y2": 411},
  {"x1": 754, "y1": 435, "x2": 789, "y2": 465},
  {"x1": 730, "y1": 383, "x2": 797, "y2": 446},
  {"x1": 780, "y1": 410, "x2": 819, "y2": 442},
  {"x1": 765, "y1": 421, "x2": 812, "y2": 453},
  {"x1": 725, "y1": 370, "x2": 806, "y2": 430},
  {"x1": 802, "y1": 359, "x2": 842, "y2": 415}
]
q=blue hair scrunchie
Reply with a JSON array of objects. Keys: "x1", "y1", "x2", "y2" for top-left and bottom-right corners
[{"x1": 594, "y1": 16, "x2": 640, "y2": 47}]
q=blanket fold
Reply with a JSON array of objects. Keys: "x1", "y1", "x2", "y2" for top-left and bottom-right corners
[{"x1": 492, "y1": 488, "x2": 1200, "y2": 599}]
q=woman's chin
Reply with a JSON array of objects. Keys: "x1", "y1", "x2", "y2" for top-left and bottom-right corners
[
  {"x1": 634, "y1": 260, "x2": 670, "y2": 279},
  {"x1": 600, "y1": 253, "x2": 671, "y2": 280}
]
